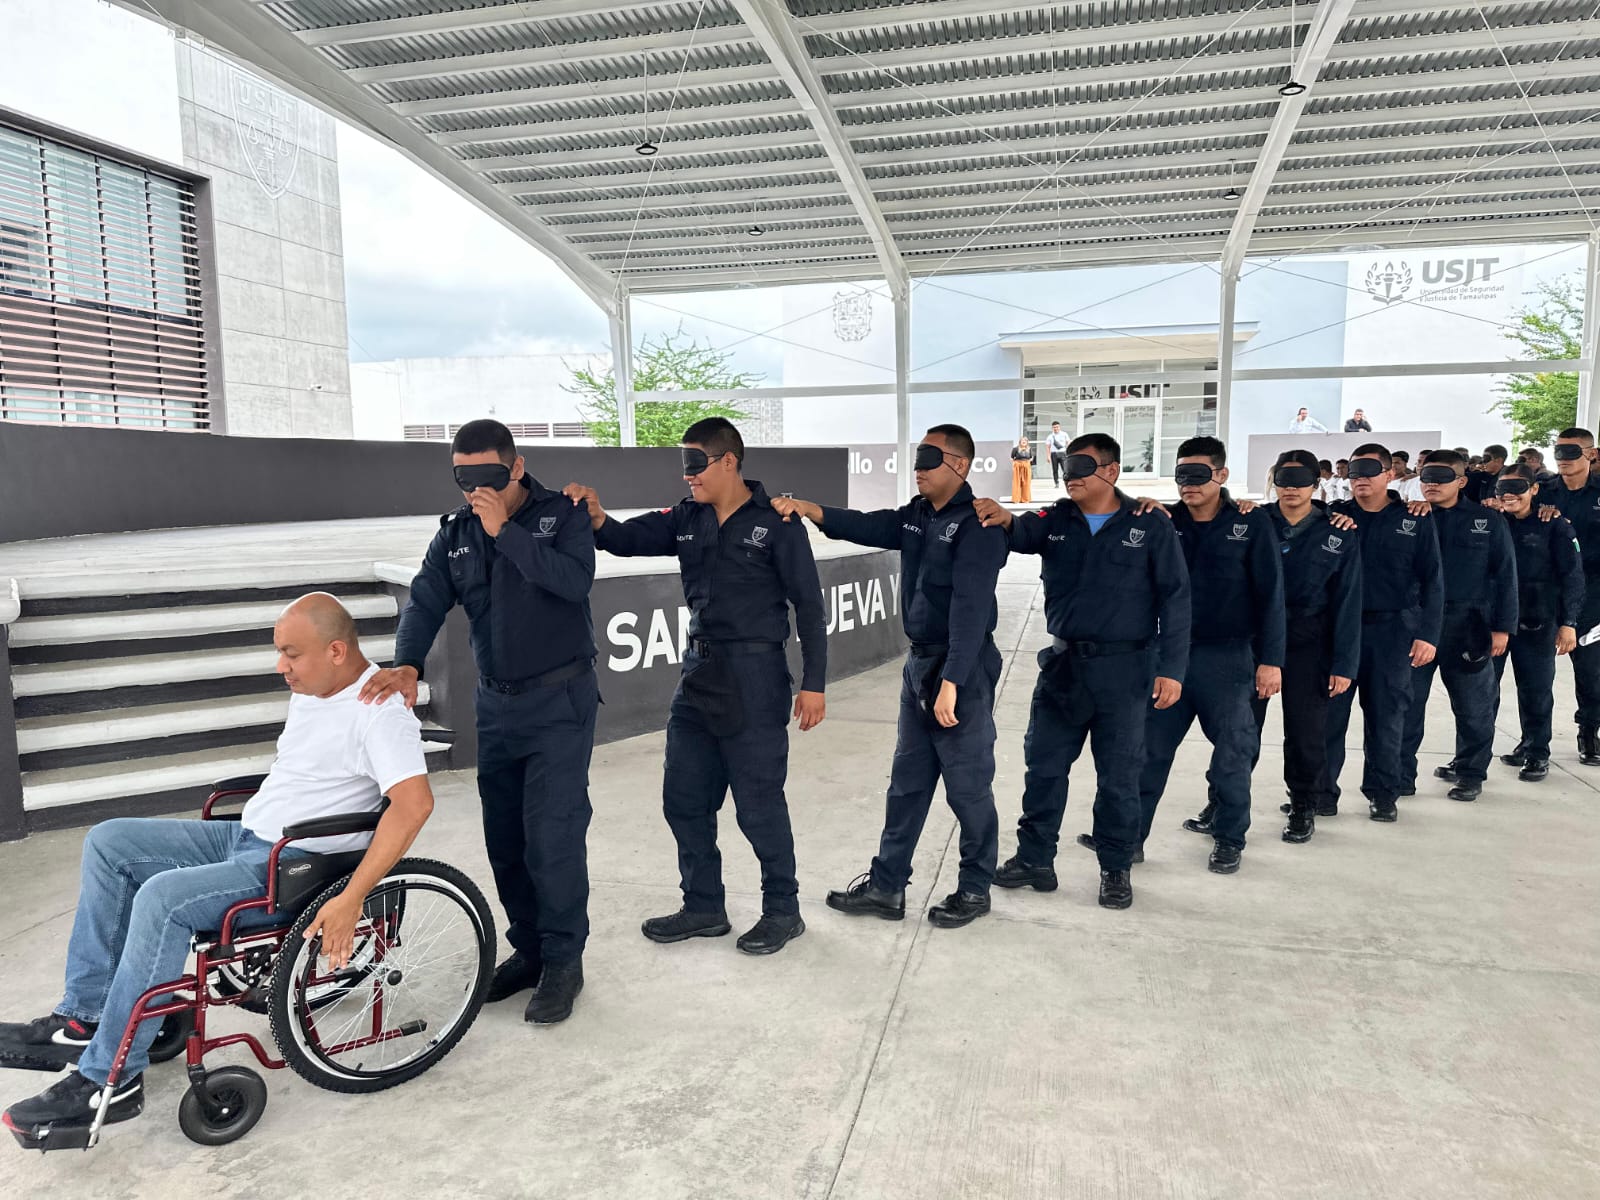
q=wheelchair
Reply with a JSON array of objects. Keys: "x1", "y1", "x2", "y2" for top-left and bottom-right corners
[{"x1": 5, "y1": 771, "x2": 496, "y2": 1152}]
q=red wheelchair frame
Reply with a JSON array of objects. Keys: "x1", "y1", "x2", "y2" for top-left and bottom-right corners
[{"x1": 6, "y1": 777, "x2": 408, "y2": 1152}]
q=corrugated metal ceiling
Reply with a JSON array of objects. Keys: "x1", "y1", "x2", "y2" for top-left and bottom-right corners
[{"x1": 147, "y1": 0, "x2": 1600, "y2": 293}]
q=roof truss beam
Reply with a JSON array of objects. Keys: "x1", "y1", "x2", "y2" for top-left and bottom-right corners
[{"x1": 727, "y1": 0, "x2": 906, "y2": 295}]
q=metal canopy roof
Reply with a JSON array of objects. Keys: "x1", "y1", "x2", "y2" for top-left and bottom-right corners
[{"x1": 118, "y1": 0, "x2": 1600, "y2": 314}]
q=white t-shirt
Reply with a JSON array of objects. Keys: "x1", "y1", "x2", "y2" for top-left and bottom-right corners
[
  {"x1": 1396, "y1": 475, "x2": 1424, "y2": 502},
  {"x1": 1046, "y1": 431, "x2": 1069, "y2": 454},
  {"x1": 242, "y1": 664, "x2": 428, "y2": 854}
]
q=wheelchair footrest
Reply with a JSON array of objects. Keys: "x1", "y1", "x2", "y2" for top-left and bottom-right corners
[
  {"x1": 2, "y1": 1111, "x2": 96, "y2": 1153},
  {"x1": 0, "y1": 1047, "x2": 79, "y2": 1073}
]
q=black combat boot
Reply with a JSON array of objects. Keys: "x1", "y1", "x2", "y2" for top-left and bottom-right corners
[
  {"x1": 1580, "y1": 727, "x2": 1600, "y2": 766},
  {"x1": 1499, "y1": 743, "x2": 1527, "y2": 768},
  {"x1": 641, "y1": 908, "x2": 732, "y2": 944},
  {"x1": 1208, "y1": 843, "x2": 1242, "y2": 874},
  {"x1": 1077, "y1": 833, "x2": 1144, "y2": 864},
  {"x1": 993, "y1": 854, "x2": 1058, "y2": 892},
  {"x1": 736, "y1": 913, "x2": 805, "y2": 955},
  {"x1": 825, "y1": 873, "x2": 906, "y2": 921},
  {"x1": 1182, "y1": 801, "x2": 1217, "y2": 834},
  {"x1": 928, "y1": 891, "x2": 990, "y2": 929},
  {"x1": 525, "y1": 959, "x2": 583, "y2": 1025},
  {"x1": 1519, "y1": 758, "x2": 1549, "y2": 782},
  {"x1": 1097, "y1": 869, "x2": 1133, "y2": 909},
  {"x1": 1282, "y1": 810, "x2": 1315, "y2": 843}
]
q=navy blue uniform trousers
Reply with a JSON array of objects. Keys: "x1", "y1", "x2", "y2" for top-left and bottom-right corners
[
  {"x1": 1139, "y1": 641, "x2": 1257, "y2": 849},
  {"x1": 871, "y1": 643, "x2": 1002, "y2": 896},
  {"x1": 663, "y1": 647, "x2": 799, "y2": 917},
  {"x1": 1401, "y1": 655, "x2": 1496, "y2": 788},
  {"x1": 1569, "y1": 590, "x2": 1600, "y2": 729},
  {"x1": 1018, "y1": 646, "x2": 1151, "y2": 873},
  {"x1": 1493, "y1": 623, "x2": 1558, "y2": 760},
  {"x1": 477, "y1": 669, "x2": 599, "y2": 964},
  {"x1": 1326, "y1": 613, "x2": 1414, "y2": 806}
]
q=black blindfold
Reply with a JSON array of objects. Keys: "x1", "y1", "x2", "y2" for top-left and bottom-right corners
[
  {"x1": 1173, "y1": 463, "x2": 1217, "y2": 488},
  {"x1": 1273, "y1": 465, "x2": 1318, "y2": 489},
  {"x1": 454, "y1": 463, "x2": 511, "y2": 492},
  {"x1": 1419, "y1": 465, "x2": 1460, "y2": 485},
  {"x1": 1064, "y1": 453, "x2": 1101, "y2": 480},
  {"x1": 1554, "y1": 443, "x2": 1586, "y2": 462},
  {"x1": 1347, "y1": 458, "x2": 1386, "y2": 479}
]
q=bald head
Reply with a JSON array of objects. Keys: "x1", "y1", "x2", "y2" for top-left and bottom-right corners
[
  {"x1": 281, "y1": 592, "x2": 359, "y2": 649},
  {"x1": 274, "y1": 593, "x2": 368, "y2": 696}
]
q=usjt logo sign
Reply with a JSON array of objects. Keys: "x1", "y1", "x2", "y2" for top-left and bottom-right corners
[{"x1": 1364, "y1": 256, "x2": 1501, "y2": 305}]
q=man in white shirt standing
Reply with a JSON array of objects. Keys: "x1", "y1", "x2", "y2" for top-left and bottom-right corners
[
  {"x1": 1045, "y1": 420, "x2": 1071, "y2": 488},
  {"x1": 1287, "y1": 407, "x2": 1329, "y2": 434},
  {"x1": 0, "y1": 594, "x2": 434, "y2": 1137}
]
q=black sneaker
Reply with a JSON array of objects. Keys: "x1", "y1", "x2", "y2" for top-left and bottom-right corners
[
  {"x1": 928, "y1": 891, "x2": 990, "y2": 929},
  {"x1": 3, "y1": 1070, "x2": 143, "y2": 1134},
  {"x1": 1519, "y1": 760, "x2": 1549, "y2": 782},
  {"x1": 825, "y1": 873, "x2": 906, "y2": 921},
  {"x1": 485, "y1": 952, "x2": 541, "y2": 1003},
  {"x1": 1369, "y1": 798, "x2": 1398, "y2": 822},
  {"x1": 1282, "y1": 812, "x2": 1314, "y2": 843},
  {"x1": 736, "y1": 913, "x2": 805, "y2": 955},
  {"x1": 1182, "y1": 801, "x2": 1217, "y2": 834},
  {"x1": 0, "y1": 1013, "x2": 97, "y2": 1061},
  {"x1": 1448, "y1": 782, "x2": 1482, "y2": 803},
  {"x1": 1208, "y1": 844, "x2": 1242, "y2": 874},
  {"x1": 993, "y1": 854, "x2": 1058, "y2": 892},
  {"x1": 1077, "y1": 833, "x2": 1144, "y2": 864},
  {"x1": 1098, "y1": 869, "x2": 1133, "y2": 910},
  {"x1": 525, "y1": 959, "x2": 583, "y2": 1025},
  {"x1": 641, "y1": 908, "x2": 732, "y2": 944}
]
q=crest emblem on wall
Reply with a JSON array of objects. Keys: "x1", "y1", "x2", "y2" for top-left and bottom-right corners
[
  {"x1": 832, "y1": 289, "x2": 873, "y2": 343},
  {"x1": 229, "y1": 66, "x2": 303, "y2": 200},
  {"x1": 1364, "y1": 260, "x2": 1413, "y2": 306}
]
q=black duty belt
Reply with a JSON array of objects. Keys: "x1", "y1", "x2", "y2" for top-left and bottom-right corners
[
  {"x1": 1052, "y1": 636, "x2": 1151, "y2": 657},
  {"x1": 688, "y1": 638, "x2": 784, "y2": 658},
  {"x1": 909, "y1": 642, "x2": 949, "y2": 657},
  {"x1": 481, "y1": 658, "x2": 592, "y2": 695}
]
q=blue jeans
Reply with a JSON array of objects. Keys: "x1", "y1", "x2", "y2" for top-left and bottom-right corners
[{"x1": 59, "y1": 819, "x2": 300, "y2": 1084}]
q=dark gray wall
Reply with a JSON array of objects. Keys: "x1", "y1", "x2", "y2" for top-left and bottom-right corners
[{"x1": 0, "y1": 424, "x2": 848, "y2": 542}]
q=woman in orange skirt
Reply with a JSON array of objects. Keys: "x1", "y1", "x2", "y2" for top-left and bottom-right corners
[{"x1": 1010, "y1": 436, "x2": 1035, "y2": 503}]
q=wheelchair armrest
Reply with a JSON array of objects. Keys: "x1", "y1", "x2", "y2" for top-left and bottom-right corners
[
  {"x1": 281, "y1": 810, "x2": 383, "y2": 841},
  {"x1": 213, "y1": 774, "x2": 269, "y2": 792}
]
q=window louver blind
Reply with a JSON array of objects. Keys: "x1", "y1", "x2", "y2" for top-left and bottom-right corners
[{"x1": 0, "y1": 123, "x2": 209, "y2": 430}]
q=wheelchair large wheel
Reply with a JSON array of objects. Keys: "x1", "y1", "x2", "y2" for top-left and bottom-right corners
[{"x1": 267, "y1": 858, "x2": 494, "y2": 1094}]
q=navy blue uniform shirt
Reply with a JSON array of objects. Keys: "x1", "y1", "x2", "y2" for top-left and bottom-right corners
[
  {"x1": 1006, "y1": 491, "x2": 1192, "y2": 683},
  {"x1": 1428, "y1": 498, "x2": 1518, "y2": 632},
  {"x1": 1505, "y1": 510, "x2": 1585, "y2": 627},
  {"x1": 818, "y1": 481, "x2": 1008, "y2": 689},
  {"x1": 1330, "y1": 493, "x2": 1446, "y2": 645},
  {"x1": 1265, "y1": 503, "x2": 1364, "y2": 681},
  {"x1": 1547, "y1": 475, "x2": 1600, "y2": 581},
  {"x1": 395, "y1": 475, "x2": 596, "y2": 681},
  {"x1": 1168, "y1": 493, "x2": 1285, "y2": 668},
  {"x1": 596, "y1": 479, "x2": 827, "y2": 693}
]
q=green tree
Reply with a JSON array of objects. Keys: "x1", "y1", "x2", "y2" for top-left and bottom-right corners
[
  {"x1": 1495, "y1": 275, "x2": 1582, "y2": 446},
  {"x1": 567, "y1": 327, "x2": 760, "y2": 446}
]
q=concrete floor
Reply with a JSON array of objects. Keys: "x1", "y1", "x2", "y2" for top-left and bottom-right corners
[{"x1": 1, "y1": 557, "x2": 1597, "y2": 1198}]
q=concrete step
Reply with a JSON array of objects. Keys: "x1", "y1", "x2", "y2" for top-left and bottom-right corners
[
  {"x1": 16, "y1": 683, "x2": 434, "y2": 754},
  {"x1": 22, "y1": 735, "x2": 453, "y2": 812},
  {"x1": 8, "y1": 594, "x2": 398, "y2": 648},
  {"x1": 10, "y1": 636, "x2": 400, "y2": 698},
  {"x1": 14, "y1": 561, "x2": 385, "y2": 602}
]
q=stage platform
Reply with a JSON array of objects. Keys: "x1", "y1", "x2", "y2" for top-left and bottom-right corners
[{"x1": 0, "y1": 556, "x2": 1595, "y2": 1197}]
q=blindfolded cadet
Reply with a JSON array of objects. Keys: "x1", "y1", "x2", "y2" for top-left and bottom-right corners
[
  {"x1": 565, "y1": 418, "x2": 827, "y2": 957},
  {"x1": 1492, "y1": 464, "x2": 1584, "y2": 781},
  {"x1": 1397, "y1": 451, "x2": 1517, "y2": 803},
  {"x1": 973, "y1": 433, "x2": 1190, "y2": 911},
  {"x1": 772, "y1": 425, "x2": 1009, "y2": 931},
  {"x1": 1542, "y1": 428, "x2": 1600, "y2": 766},
  {"x1": 1324, "y1": 444, "x2": 1445, "y2": 823},
  {"x1": 374, "y1": 419, "x2": 598, "y2": 1024}
]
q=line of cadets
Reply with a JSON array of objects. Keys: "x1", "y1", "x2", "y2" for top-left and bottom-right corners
[{"x1": 377, "y1": 417, "x2": 1600, "y2": 1026}]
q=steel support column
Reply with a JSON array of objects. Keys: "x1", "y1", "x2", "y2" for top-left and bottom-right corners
[
  {"x1": 1582, "y1": 231, "x2": 1600, "y2": 433},
  {"x1": 895, "y1": 292, "x2": 912, "y2": 504},
  {"x1": 611, "y1": 298, "x2": 637, "y2": 448},
  {"x1": 1217, "y1": 270, "x2": 1239, "y2": 450}
]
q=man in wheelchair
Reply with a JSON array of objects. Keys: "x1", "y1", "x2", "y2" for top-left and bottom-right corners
[{"x1": 0, "y1": 593, "x2": 436, "y2": 1140}]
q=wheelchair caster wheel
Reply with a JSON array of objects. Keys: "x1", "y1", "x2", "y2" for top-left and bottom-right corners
[
  {"x1": 147, "y1": 1009, "x2": 195, "y2": 1065},
  {"x1": 178, "y1": 1066, "x2": 267, "y2": 1146}
]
